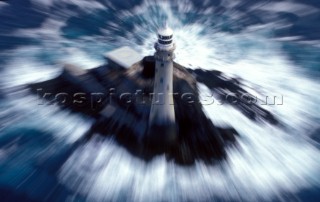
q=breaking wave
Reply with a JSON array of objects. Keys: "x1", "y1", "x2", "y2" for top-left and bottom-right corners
[{"x1": 0, "y1": 0, "x2": 319, "y2": 201}]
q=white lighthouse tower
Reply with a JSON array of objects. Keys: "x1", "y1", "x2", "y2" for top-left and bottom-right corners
[{"x1": 147, "y1": 25, "x2": 177, "y2": 145}]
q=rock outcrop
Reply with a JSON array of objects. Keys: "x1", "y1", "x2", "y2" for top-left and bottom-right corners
[{"x1": 29, "y1": 56, "x2": 279, "y2": 165}]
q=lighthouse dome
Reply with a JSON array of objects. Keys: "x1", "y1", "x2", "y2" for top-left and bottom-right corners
[{"x1": 158, "y1": 26, "x2": 173, "y2": 37}]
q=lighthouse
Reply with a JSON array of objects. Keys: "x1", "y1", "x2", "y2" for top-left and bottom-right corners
[{"x1": 147, "y1": 25, "x2": 177, "y2": 146}]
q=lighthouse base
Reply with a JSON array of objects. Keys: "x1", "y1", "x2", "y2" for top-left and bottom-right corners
[{"x1": 145, "y1": 121, "x2": 177, "y2": 149}]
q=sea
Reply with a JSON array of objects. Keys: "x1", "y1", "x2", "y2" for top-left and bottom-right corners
[{"x1": 0, "y1": 0, "x2": 319, "y2": 201}]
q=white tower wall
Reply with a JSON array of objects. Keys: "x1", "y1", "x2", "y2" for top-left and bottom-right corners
[{"x1": 147, "y1": 26, "x2": 177, "y2": 145}]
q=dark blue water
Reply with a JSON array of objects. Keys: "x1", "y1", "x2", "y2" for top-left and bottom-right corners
[{"x1": 0, "y1": 0, "x2": 319, "y2": 201}]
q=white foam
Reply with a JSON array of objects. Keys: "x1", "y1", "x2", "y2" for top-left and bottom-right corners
[
  {"x1": 58, "y1": 0, "x2": 320, "y2": 200},
  {"x1": 0, "y1": 2, "x2": 8, "y2": 8},
  {"x1": 3, "y1": 0, "x2": 320, "y2": 200},
  {"x1": 251, "y1": 2, "x2": 319, "y2": 17},
  {"x1": 1, "y1": 52, "x2": 61, "y2": 88},
  {"x1": 3, "y1": 91, "x2": 93, "y2": 144},
  {"x1": 31, "y1": 0, "x2": 105, "y2": 12}
]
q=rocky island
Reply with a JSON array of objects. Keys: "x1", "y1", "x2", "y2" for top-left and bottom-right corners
[{"x1": 29, "y1": 27, "x2": 279, "y2": 165}]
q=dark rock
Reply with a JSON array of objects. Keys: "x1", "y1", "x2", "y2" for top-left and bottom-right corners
[
  {"x1": 29, "y1": 67, "x2": 107, "y2": 116},
  {"x1": 190, "y1": 68, "x2": 279, "y2": 125},
  {"x1": 142, "y1": 56, "x2": 155, "y2": 78},
  {"x1": 28, "y1": 56, "x2": 281, "y2": 165}
]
